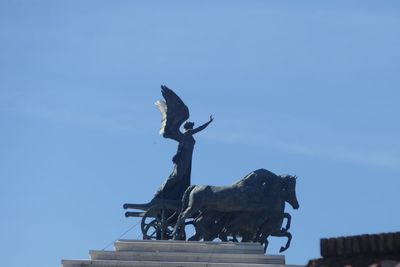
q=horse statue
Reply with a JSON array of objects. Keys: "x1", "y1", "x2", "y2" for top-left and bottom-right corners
[{"x1": 173, "y1": 169, "x2": 299, "y2": 252}]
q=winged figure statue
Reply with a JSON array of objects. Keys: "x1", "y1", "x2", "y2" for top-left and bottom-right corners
[{"x1": 153, "y1": 85, "x2": 213, "y2": 201}]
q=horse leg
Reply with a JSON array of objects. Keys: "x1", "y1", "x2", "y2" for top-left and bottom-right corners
[
  {"x1": 271, "y1": 230, "x2": 292, "y2": 253},
  {"x1": 173, "y1": 185, "x2": 197, "y2": 240},
  {"x1": 199, "y1": 218, "x2": 214, "y2": 241},
  {"x1": 188, "y1": 233, "x2": 201, "y2": 241},
  {"x1": 189, "y1": 213, "x2": 205, "y2": 241},
  {"x1": 257, "y1": 230, "x2": 270, "y2": 253},
  {"x1": 263, "y1": 235, "x2": 269, "y2": 253},
  {"x1": 203, "y1": 231, "x2": 216, "y2": 241},
  {"x1": 218, "y1": 231, "x2": 228, "y2": 242},
  {"x1": 173, "y1": 207, "x2": 193, "y2": 240},
  {"x1": 241, "y1": 231, "x2": 253, "y2": 242},
  {"x1": 231, "y1": 236, "x2": 239, "y2": 242},
  {"x1": 204, "y1": 220, "x2": 223, "y2": 241}
]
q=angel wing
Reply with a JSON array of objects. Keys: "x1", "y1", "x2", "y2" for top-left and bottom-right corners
[{"x1": 155, "y1": 85, "x2": 189, "y2": 142}]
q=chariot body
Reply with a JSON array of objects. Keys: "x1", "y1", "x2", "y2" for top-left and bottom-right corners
[{"x1": 123, "y1": 199, "x2": 185, "y2": 240}]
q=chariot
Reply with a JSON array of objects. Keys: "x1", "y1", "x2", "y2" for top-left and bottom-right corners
[
  {"x1": 122, "y1": 86, "x2": 299, "y2": 253},
  {"x1": 123, "y1": 199, "x2": 189, "y2": 240}
]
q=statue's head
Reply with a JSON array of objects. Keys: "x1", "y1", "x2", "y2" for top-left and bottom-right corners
[
  {"x1": 183, "y1": 121, "x2": 194, "y2": 130},
  {"x1": 281, "y1": 175, "x2": 299, "y2": 210}
]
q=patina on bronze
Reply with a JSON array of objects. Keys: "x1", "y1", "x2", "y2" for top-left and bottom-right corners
[
  {"x1": 123, "y1": 85, "x2": 213, "y2": 240},
  {"x1": 123, "y1": 86, "x2": 299, "y2": 253},
  {"x1": 153, "y1": 85, "x2": 213, "y2": 201},
  {"x1": 173, "y1": 169, "x2": 299, "y2": 252}
]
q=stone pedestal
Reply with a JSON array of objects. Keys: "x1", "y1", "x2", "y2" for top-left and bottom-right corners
[{"x1": 62, "y1": 239, "x2": 301, "y2": 267}]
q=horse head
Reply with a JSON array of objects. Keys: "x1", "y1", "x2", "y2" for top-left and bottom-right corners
[{"x1": 281, "y1": 175, "x2": 299, "y2": 210}]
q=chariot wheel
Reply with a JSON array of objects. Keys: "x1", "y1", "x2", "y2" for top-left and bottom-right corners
[{"x1": 140, "y1": 204, "x2": 185, "y2": 240}]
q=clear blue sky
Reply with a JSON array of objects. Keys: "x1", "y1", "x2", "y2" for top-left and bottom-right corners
[{"x1": 1, "y1": 1, "x2": 399, "y2": 266}]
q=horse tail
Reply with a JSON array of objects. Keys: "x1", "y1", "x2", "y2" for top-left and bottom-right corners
[{"x1": 181, "y1": 185, "x2": 196, "y2": 213}]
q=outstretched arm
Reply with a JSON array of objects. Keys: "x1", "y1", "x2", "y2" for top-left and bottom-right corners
[{"x1": 189, "y1": 115, "x2": 214, "y2": 135}]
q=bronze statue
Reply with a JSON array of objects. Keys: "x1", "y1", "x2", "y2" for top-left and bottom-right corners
[
  {"x1": 153, "y1": 85, "x2": 213, "y2": 201},
  {"x1": 173, "y1": 169, "x2": 299, "y2": 252},
  {"x1": 123, "y1": 86, "x2": 299, "y2": 253}
]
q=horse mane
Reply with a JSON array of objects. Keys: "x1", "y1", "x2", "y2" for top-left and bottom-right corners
[{"x1": 232, "y1": 168, "x2": 281, "y2": 189}]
